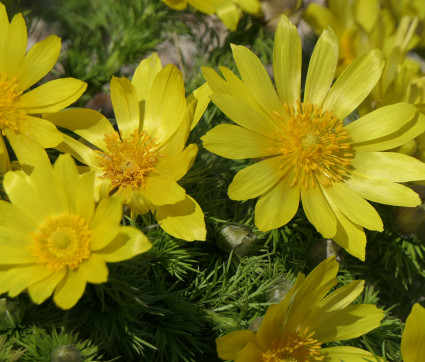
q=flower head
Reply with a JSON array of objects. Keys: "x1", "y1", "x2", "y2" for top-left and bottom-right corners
[
  {"x1": 162, "y1": 0, "x2": 261, "y2": 31},
  {"x1": 0, "y1": 154, "x2": 152, "y2": 309},
  {"x1": 45, "y1": 54, "x2": 210, "y2": 241},
  {"x1": 401, "y1": 303, "x2": 425, "y2": 362},
  {"x1": 0, "y1": 3, "x2": 86, "y2": 168},
  {"x1": 216, "y1": 257, "x2": 384, "y2": 361},
  {"x1": 202, "y1": 16, "x2": 425, "y2": 260}
]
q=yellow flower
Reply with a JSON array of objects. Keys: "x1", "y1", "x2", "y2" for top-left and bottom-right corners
[
  {"x1": 401, "y1": 303, "x2": 425, "y2": 361},
  {"x1": 162, "y1": 0, "x2": 261, "y2": 31},
  {"x1": 216, "y1": 257, "x2": 384, "y2": 361},
  {"x1": 0, "y1": 3, "x2": 86, "y2": 168},
  {"x1": 45, "y1": 54, "x2": 210, "y2": 242},
  {"x1": 201, "y1": 16, "x2": 425, "y2": 260},
  {"x1": 0, "y1": 154, "x2": 152, "y2": 309}
]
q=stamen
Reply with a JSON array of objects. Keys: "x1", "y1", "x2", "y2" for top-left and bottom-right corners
[
  {"x1": 97, "y1": 129, "x2": 159, "y2": 192},
  {"x1": 270, "y1": 101, "x2": 353, "y2": 188},
  {"x1": 0, "y1": 74, "x2": 24, "y2": 133},
  {"x1": 30, "y1": 213, "x2": 92, "y2": 271}
]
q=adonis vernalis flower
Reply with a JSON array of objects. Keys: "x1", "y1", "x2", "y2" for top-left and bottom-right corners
[
  {"x1": 216, "y1": 257, "x2": 384, "y2": 361},
  {"x1": 202, "y1": 16, "x2": 425, "y2": 260},
  {"x1": 0, "y1": 3, "x2": 86, "y2": 169},
  {"x1": 45, "y1": 53, "x2": 209, "y2": 241},
  {"x1": 0, "y1": 154, "x2": 151, "y2": 309},
  {"x1": 401, "y1": 303, "x2": 425, "y2": 361},
  {"x1": 162, "y1": 0, "x2": 261, "y2": 31}
]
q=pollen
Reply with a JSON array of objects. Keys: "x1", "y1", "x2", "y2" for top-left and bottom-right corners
[
  {"x1": 97, "y1": 129, "x2": 159, "y2": 192},
  {"x1": 271, "y1": 101, "x2": 353, "y2": 188},
  {"x1": 261, "y1": 329, "x2": 325, "y2": 362},
  {"x1": 30, "y1": 213, "x2": 92, "y2": 271},
  {"x1": 0, "y1": 74, "x2": 24, "y2": 133}
]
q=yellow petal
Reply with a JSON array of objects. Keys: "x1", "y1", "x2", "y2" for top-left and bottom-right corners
[
  {"x1": 228, "y1": 156, "x2": 286, "y2": 200},
  {"x1": 234, "y1": 343, "x2": 264, "y2": 362},
  {"x1": 97, "y1": 226, "x2": 152, "y2": 262},
  {"x1": 5, "y1": 264, "x2": 53, "y2": 297},
  {"x1": 155, "y1": 195, "x2": 206, "y2": 241},
  {"x1": 352, "y1": 151, "x2": 425, "y2": 182},
  {"x1": 284, "y1": 257, "x2": 339, "y2": 333},
  {"x1": 54, "y1": 154, "x2": 95, "y2": 220},
  {"x1": 323, "y1": 182, "x2": 383, "y2": 231},
  {"x1": 143, "y1": 177, "x2": 186, "y2": 206},
  {"x1": 90, "y1": 196, "x2": 122, "y2": 232},
  {"x1": 331, "y1": 204, "x2": 366, "y2": 261},
  {"x1": 3, "y1": 169, "x2": 48, "y2": 224},
  {"x1": 321, "y1": 346, "x2": 380, "y2": 361},
  {"x1": 323, "y1": 50, "x2": 384, "y2": 120},
  {"x1": 55, "y1": 134, "x2": 100, "y2": 168},
  {"x1": 129, "y1": 190, "x2": 151, "y2": 215},
  {"x1": 301, "y1": 183, "x2": 337, "y2": 238},
  {"x1": 0, "y1": 13, "x2": 27, "y2": 77},
  {"x1": 110, "y1": 76, "x2": 140, "y2": 139},
  {"x1": 162, "y1": 0, "x2": 188, "y2": 11},
  {"x1": 273, "y1": 16, "x2": 301, "y2": 105},
  {"x1": 187, "y1": 0, "x2": 215, "y2": 13},
  {"x1": 209, "y1": 93, "x2": 277, "y2": 137},
  {"x1": 132, "y1": 53, "x2": 163, "y2": 102},
  {"x1": 17, "y1": 35, "x2": 61, "y2": 91},
  {"x1": 346, "y1": 172, "x2": 421, "y2": 207},
  {"x1": 27, "y1": 269, "x2": 67, "y2": 304},
  {"x1": 215, "y1": 1, "x2": 239, "y2": 31},
  {"x1": 347, "y1": 103, "x2": 416, "y2": 143},
  {"x1": 255, "y1": 167, "x2": 300, "y2": 231},
  {"x1": 304, "y1": 27, "x2": 338, "y2": 107},
  {"x1": 216, "y1": 330, "x2": 259, "y2": 360},
  {"x1": 187, "y1": 82, "x2": 211, "y2": 130},
  {"x1": 318, "y1": 280, "x2": 365, "y2": 312},
  {"x1": 143, "y1": 65, "x2": 186, "y2": 145},
  {"x1": 0, "y1": 199, "x2": 36, "y2": 234},
  {"x1": 0, "y1": 135, "x2": 11, "y2": 174},
  {"x1": 202, "y1": 124, "x2": 279, "y2": 160},
  {"x1": 19, "y1": 115, "x2": 63, "y2": 148},
  {"x1": 232, "y1": 44, "x2": 282, "y2": 114},
  {"x1": 310, "y1": 304, "x2": 384, "y2": 343},
  {"x1": 303, "y1": 3, "x2": 342, "y2": 34},
  {"x1": 54, "y1": 268, "x2": 87, "y2": 309},
  {"x1": 352, "y1": 112, "x2": 425, "y2": 152},
  {"x1": 401, "y1": 303, "x2": 425, "y2": 362},
  {"x1": 78, "y1": 254, "x2": 108, "y2": 284},
  {"x1": 156, "y1": 144, "x2": 197, "y2": 181},
  {"x1": 0, "y1": 4, "x2": 9, "y2": 54},
  {"x1": 16, "y1": 78, "x2": 87, "y2": 114},
  {"x1": 44, "y1": 108, "x2": 115, "y2": 151},
  {"x1": 0, "y1": 246, "x2": 35, "y2": 263},
  {"x1": 203, "y1": 65, "x2": 276, "y2": 125},
  {"x1": 5, "y1": 128, "x2": 51, "y2": 167}
]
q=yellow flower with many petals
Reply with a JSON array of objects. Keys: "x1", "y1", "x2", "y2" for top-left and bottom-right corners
[
  {"x1": 0, "y1": 3, "x2": 86, "y2": 170},
  {"x1": 162, "y1": 0, "x2": 261, "y2": 31},
  {"x1": 0, "y1": 154, "x2": 152, "y2": 309},
  {"x1": 45, "y1": 54, "x2": 209, "y2": 242},
  {"x1": 401, "y1": 303, "x2": 425, "y2": 361},
  {"x1": 216, "y1": 257, "x2": 384, "y2": 361},
  {"x1": 202, "y1": 16, "x2": 425, "y2": 260}
]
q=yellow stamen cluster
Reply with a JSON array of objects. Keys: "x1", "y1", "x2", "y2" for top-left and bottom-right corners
[
  {"x1": 261, "y1": 330, "x2": 324, "y2": 362},
  {"x1": 0, "y1": 74, "x2": 23, "y2": 133},
  {"x1": 30, "y1": 213, "x2": 92, "y2": 271},
  {"x1": 97, "y1": 129, "x2": 159, "y2": 192},
  {"x1": 273, "y1": 101, "x2": 353, "y2": 188}
]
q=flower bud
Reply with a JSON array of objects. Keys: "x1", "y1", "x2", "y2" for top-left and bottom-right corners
[
  {"x1": 307, "y1": 239, "x2": 342, "y2": 266},
  {"x1": 217, "y1": 223, "x2": 258, "y2": 256},
  {"x1": 50, "y1": 345, "x2": 83, "y2": 362}
]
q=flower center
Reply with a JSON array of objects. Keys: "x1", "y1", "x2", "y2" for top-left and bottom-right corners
[
  {"x1": 30, "y1": 213, "x2": 92, "y2": 271},
  {"x1": 272, "y1": 102, "x2": 353, "y2": 188},
  {"x1": 261, "y1": 330, "x2": 324, "y2": 362},
  {"x1": 97, "y1": 129, "x2": 159, "y2": 192},
  {"x1": 0, "y1": 74, "x2": 23, "y2": 133}
]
